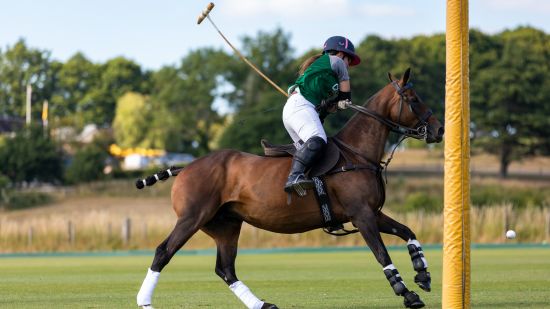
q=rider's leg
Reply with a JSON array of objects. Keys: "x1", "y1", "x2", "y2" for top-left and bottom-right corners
[
  {"x1": 284, "y1": 136, "x2": 326, "y2": 192},
  {"x1": 282, "y1": 93, "x2": 327, "y2": 193}
]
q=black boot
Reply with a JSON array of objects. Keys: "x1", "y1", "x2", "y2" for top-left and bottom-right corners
[{"x1": 284, "y1": 136, "x2": 326, "y2": 195}]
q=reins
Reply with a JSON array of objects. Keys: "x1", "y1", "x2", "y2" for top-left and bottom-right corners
[
  {"x1": 320, "y1": 81, "x2": 432, "y2": 236},
  {"x1": 344, "y1": 103, "x2": 427, "y2": 140}
]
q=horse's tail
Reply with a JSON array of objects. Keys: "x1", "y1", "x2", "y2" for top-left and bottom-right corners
[{"x1": 135, "y1": 166, "x2": 184, "y2": 189}]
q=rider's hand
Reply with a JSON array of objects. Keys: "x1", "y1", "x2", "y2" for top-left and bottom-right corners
[{"x1": 337, "y1": 99, "x2": 351, "y2": 110}]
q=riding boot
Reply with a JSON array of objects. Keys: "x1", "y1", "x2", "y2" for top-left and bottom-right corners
[{"x1": 284, "y1": 136, "x2": 326, "y2": 194}]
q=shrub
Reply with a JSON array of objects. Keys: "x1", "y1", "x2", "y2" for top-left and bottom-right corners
[
  {"x1": 65, "y1": 145, "x2": 108, "y2": 184},
  {"x1": 402, "y1": 191, "x2": 443, "y2": 213},
  {"x1": 0, "y1": 125, "x2": 63, "y2": 184},
  {"x1": 471, "y1": 185, "x2": 549, "y2": 208},
  {"x1": 1, "y1": 190, "x2": 53, "y2": 210}
]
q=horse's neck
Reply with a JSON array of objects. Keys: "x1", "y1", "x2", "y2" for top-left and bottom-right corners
[{"x1": 335, "y1": 93, "x2": 391, "y2": 163}]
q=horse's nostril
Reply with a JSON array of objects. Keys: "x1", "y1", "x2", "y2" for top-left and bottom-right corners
[{"x1": 438, "y1": 127, "x2": 445, "y2": 136}]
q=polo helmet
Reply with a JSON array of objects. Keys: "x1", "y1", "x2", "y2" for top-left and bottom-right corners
[{"x1": 323, "y1": 36, "x2": 361, "y2": 66}]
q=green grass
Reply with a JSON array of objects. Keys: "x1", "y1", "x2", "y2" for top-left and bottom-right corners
[{"x1": 0, "y1": 247, "x2": 549, "y2": 308}]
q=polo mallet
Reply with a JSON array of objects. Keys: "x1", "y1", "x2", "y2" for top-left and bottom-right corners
[{"x1": 197, "y1": 2, "x2": 288, "y2": 98}]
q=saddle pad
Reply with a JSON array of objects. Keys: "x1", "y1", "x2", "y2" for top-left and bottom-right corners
[{"x1": 261, "y1": 139, "x2": 296, "y2": 157}]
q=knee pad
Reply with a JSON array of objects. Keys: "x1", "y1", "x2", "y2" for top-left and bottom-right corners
[{"x1": 305, "y1": 136, "x2": 326, "y2": 151}]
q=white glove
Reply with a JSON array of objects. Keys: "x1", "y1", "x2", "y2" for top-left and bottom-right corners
[{"x1": 337, "y1": 99, "x2": 351, "y2": 110}]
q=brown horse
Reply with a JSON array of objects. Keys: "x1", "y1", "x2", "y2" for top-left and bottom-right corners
[{"x1": 136, "y1": 68, "x2": 444, "y2": 309}]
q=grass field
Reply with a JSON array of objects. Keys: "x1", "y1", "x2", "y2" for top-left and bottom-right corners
[{"x1": 1, "y1": 246, "x2": 549, "y2": 308}]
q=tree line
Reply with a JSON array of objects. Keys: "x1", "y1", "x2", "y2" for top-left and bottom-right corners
[{"x1": 0, "y1": 26, "x2": 549, "y2": 184}]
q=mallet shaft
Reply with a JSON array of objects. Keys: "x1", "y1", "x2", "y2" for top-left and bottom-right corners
[
  {"x1": 197, "y1": 2, "x2": 288, "y2": 98},
  {"x1": 206, "y1": 16, "x2": 288, "y2": 97}
]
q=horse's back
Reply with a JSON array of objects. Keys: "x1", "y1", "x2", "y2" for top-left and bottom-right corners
[{"x1": 170, "y1": 149, "x2": 289, "y2": 216}]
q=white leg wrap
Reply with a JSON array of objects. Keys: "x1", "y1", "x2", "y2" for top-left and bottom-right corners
[
  {"x1": 137, "y1": 268, "x2": 160, "y2": 306},
  {"x1": 383, "y1": 263, "x2": 396, "y2": 271},
  {"x1": 408, "y1": 239, "x2": 428, "y2": 268},
  {"x1": 229, "y1": 281, "x2": 264, "y2": 309},
  {"x1": 407, "y1": 239, "x2": 421, "y2": 248}
]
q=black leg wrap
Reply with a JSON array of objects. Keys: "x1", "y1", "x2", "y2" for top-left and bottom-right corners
[
  {"x1": 414, "y1": 270, "x2": 431, "y2": 292},
  {"x1": 407, "y1": 244, "x2": 427, "y2": 271},
  {"x1": 403, "y1": 291, "x2": 425, "y2": 308},
  {"x1": 408, "y1": 243, "x2": 431, "y2": 292},
  {"x1": 384, "y1": 268, "x2": 408, "y2": 296}
]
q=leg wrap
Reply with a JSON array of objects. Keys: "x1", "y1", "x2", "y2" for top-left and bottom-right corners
[
  {"x1": 408, "y1": 239, "x2": 431, "y2": 292},
  {"x1": 229, "y1": 281, "x2": 264, "y2": 309},
  {"x1": 137, "y1": 268, "x2": 160, "y2": 306},
  {"x1": 383, "y1": 265, "x2": 408, "y2": 296},
  {"x1": 407, "y1": 239, "x2": 428, "y2": 271}
]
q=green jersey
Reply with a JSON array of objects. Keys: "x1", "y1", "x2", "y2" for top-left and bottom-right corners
[{"x1": 294, "y1": 54, "x2": 341, "y2": 106}]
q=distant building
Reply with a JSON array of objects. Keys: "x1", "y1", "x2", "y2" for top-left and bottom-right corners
[
  {"x1": 123, "y1": 154, "x2": 150, "y2": 170},
  {"x1": 0, "y1": 115, "x2": 23, "y2": 136}
]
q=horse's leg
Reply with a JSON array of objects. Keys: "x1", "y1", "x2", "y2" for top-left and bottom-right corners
[
  {"x1": 202, "y1": 215, "x2": 278, "y2": 309},
  {"x1": 136, "y1": 216, "x2": 201, "y2": 308},
  {"x1": 376, "y1": 211, "x2": 431, "y2": 292},
  {"x1": 351, "y1": 207, "x2": 425, "y2": 309}
]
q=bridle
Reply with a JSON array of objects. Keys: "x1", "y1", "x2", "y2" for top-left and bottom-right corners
[{"x1": 345, "y1": 81, "x2": 433, "y2": 140}]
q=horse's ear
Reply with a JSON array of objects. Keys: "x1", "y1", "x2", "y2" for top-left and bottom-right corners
[
  {"x1": 387, "y1": 72, "x2": 394, "y2": 82},
  {"x1": 401, "y1": 68, "x2": 411, "y2": 86}
]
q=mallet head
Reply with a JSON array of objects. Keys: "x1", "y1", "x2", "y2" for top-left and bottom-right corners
[{"x1": 197, "y1": 2, "x2": 215, "y2": 24}]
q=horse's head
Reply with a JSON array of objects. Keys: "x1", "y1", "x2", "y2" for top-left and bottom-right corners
[{"x1": 386, "y1": 68, "x2": 444, "y2": 143}]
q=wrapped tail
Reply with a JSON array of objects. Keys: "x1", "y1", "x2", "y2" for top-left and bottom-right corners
[{"x1": 136, "y1": 166, "x2": 184, "y2": 189}]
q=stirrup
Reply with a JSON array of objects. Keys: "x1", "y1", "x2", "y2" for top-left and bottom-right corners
[
  {"x1": 292, "y1": 183, "x2": 307, "y2": 197},
  {"x1": 284, "y1": 182, "x2": 307, "y2": 197},
  {"x1": 284, "y1": 176, "x2": 314, "y2": 197}
]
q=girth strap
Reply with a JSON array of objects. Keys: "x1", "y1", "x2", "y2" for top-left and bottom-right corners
[
  {"x1": 311, "y1": 176, "x2": 342, "y2": 232},
  {"x1": 310, "y1": 176, "x2": 359, "y2": 236}
]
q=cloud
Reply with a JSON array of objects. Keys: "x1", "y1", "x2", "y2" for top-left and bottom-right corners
[
  {"x1": 357, "y1": 3, "x2": 416, "y2": 17},
  {"x1": 481, "y1": 0, "x2": 550, "y2": 13},
  {"x1": 219, "y1": 0, "x2": 415, "y2": 19},
  {"x1": 221, "y1": 0, "x2": 349, "y2": 18}
]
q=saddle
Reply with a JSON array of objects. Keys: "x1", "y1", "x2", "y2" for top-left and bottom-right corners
[{"x1": 260, "y1": 138, "x2": 341, "y2": 177}]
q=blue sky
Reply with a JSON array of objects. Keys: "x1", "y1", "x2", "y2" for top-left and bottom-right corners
[{"x1": 1, "y1": 0, "x2": 549, "y2": 70}]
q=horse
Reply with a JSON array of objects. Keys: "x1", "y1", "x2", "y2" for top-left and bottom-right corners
[{"x1": 136, "y1": 68, "x2": 444, "y2": 309}]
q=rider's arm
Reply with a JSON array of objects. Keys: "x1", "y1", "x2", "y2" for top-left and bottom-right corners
[{"x1": 329, "y1": 55, "x2": 351, "y2": 102}]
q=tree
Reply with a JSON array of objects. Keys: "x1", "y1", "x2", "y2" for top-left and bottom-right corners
[
  {"x1": 0, "y1": 39, "x2": 56, "y2": 119},
  {"x1": 112, "y1": 92, "x2": 151, "y2": 148},
  {"x1": 0, "y1": 125, "x2": 63, "y2": 185},
  {"x1": 80, "y1": 57, "x2": 150, "y2": 126},
  {"x1": 470, "y1": 27, "x2": 550, "y2": 177},
  {"x1": 218, "y1": 28, "x2": 296, "y2": 153},
  {"x1": 49, "y1": 52, "x2": 100, "y2": 127},
  {"x1": 145, "y1": 49, "x2": 235, "y2": 156}
]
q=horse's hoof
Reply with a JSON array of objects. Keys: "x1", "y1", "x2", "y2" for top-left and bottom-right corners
[
  {"x1": 414, "y1": 271, "x2": 431, "y2": 292},
  {"x1": 261, "y1": 303, "x2": 279, "y2": 309},
  {"x1": 403, "y1": 291, "x2": 425, "y2": 308},
  {"x1": 139, "y1": 306, "x2": 154, "y2": 309}
]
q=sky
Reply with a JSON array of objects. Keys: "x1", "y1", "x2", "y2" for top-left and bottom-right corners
[{"x1": 1, "y1": 0, "x2": 549, "y2": 70}]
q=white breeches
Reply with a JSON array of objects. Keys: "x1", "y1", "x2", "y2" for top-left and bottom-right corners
[{"x1": 282, "y1": 92, "x2": 327, "y2": 149}]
